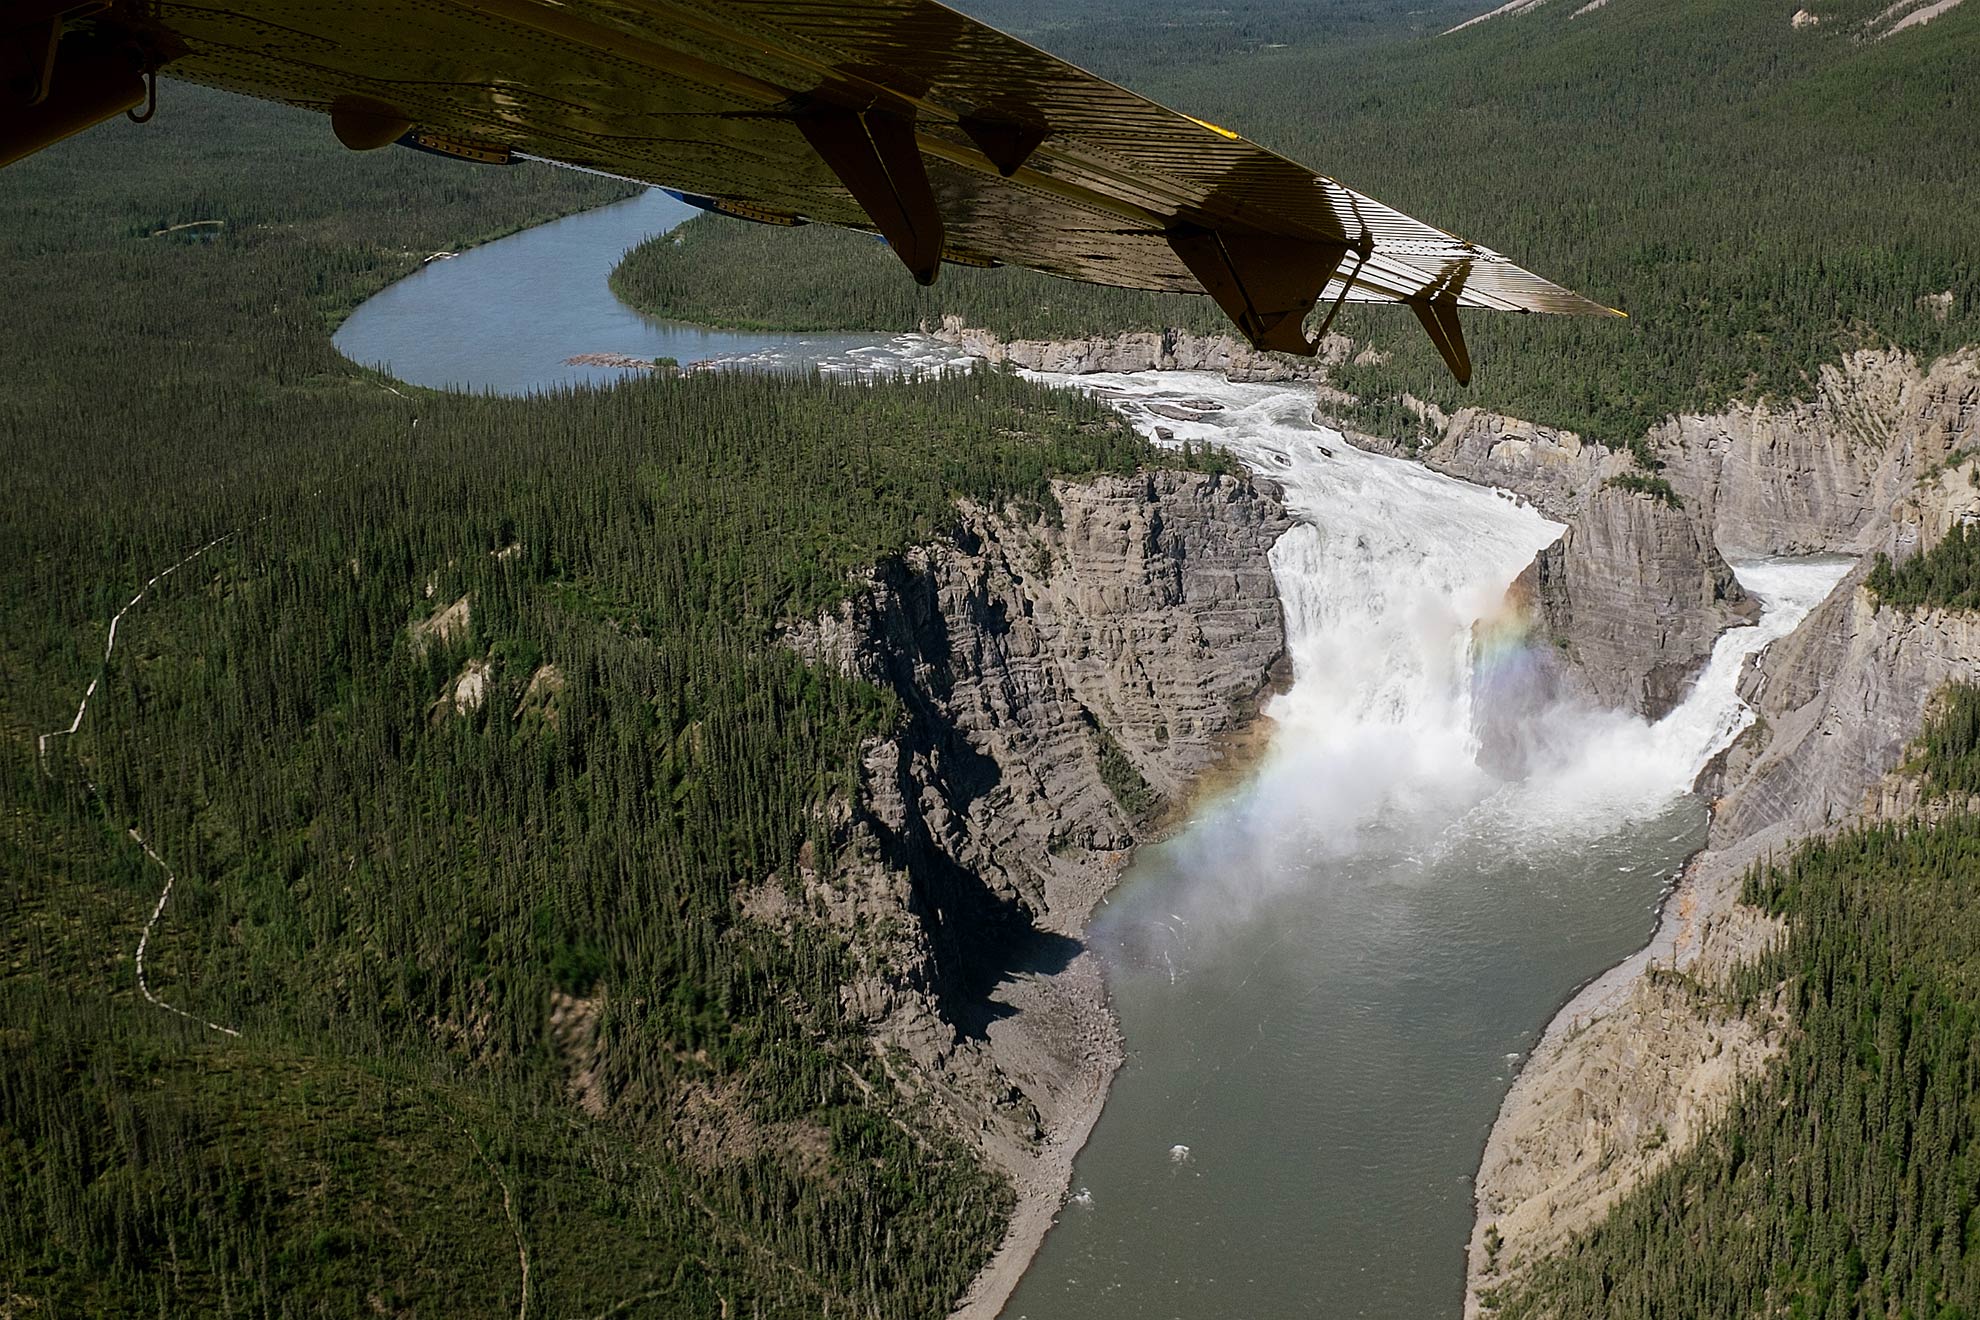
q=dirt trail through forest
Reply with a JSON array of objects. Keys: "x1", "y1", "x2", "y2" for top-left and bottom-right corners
[{"x1": 38, "y1": 532, "x2": 238, "y2": 1037}]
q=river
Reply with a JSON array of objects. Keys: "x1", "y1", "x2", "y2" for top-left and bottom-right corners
[
  {"x1": 333, "y1": 189, "x2": 967, "y2": 392},
  {"x1": 333, "y1": 197, "x2": 1850, "y2": 1318},
  {"x1": 999, "y1": 375, "x2": 1847, "y2": 1319}
]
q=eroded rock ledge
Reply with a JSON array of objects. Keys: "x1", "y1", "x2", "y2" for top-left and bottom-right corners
[
  {"x1": 784, "y1": 468, "x2": 1292, "y2": 1318},
  {"x1": 927, "y1": 312, "x2": 1362, "y2": 382}
]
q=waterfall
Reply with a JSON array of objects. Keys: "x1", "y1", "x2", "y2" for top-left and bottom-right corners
[
  {"x1": 1043, "y1": 371, "x2": 1850, "y2": 932},
  {"x1": 1005, "y1": 372, "x2": 1856, "y2": 1320}
]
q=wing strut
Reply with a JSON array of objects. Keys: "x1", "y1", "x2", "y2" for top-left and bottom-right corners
[
  {"x1": 0, "y1": 9, "x2": 148, "y2": 170},
  {"x1": 797, "y1": 105, "x2": 945, "y2": 286},
  {"x1": 1407, "y1": 295, "x2": 1471, "y2": 386},
  {"x1": 1166, "y1": 227, "x2": 1359, "y2": 357},
  {"x1": 1401, "y1": 262, "x2": 1476, "y2": 384}
]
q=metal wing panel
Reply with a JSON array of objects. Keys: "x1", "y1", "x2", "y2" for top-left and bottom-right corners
[{"x1": 131, "y1": 0, "x2": 1620, "y2": 341}]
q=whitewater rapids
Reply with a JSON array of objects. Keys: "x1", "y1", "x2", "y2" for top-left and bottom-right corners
[{"x1": 1002, "y1": 370, "x2": 1848, "y2": 1320}]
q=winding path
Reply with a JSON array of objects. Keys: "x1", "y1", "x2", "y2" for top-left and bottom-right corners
[
  {"x1": 38, "y1": 532, "x2": 239, "y2": 1037},
  {"x1": 127, "y1": 828, "x2": 241, "y2": 1037},
  {"x1": 37, "y1": 532, "x2": 233, "y2": 762},
  {"x1": 44, "y1": 526, "x2": 535, "y2": 1317}
]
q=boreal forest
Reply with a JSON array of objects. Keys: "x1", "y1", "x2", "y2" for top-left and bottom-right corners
[
  {"x1": 2, "y1": 84, "x2": 1195, "y2": 1316},
  {"x1": 4, "y1": 0, "x2": 1980, "y2": 1314}
]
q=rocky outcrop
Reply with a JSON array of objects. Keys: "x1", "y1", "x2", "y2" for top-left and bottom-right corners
[
  {"x1": 1516, "y1": 483, "x2": 1756, "y2": 718},
  {"x1": 1465, "y1": 363, "x2": 1980, "y2": 1312},
  {"x1": 784, "y1": 468, "x2": 1291, "y2": 1319},
  {"x1": 1370, "y1": 349, "x2": 1979, "y2": 547},
  {"x1": 1347, "y1": 404, "x2": 1613, "y2": 522},
  {"x1": 929, "y1": 313, "x2": 1352, "y2": 382},
  {"x1": 1353, "y1": 349, "x2": 1980, "y2": 721},
  {"x1": 1654, "y1": 347, "x2": 1980, "y2": 556}
]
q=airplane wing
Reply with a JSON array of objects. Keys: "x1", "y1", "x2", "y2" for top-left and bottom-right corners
[{"x1": 3, "y1": 0, "x2": 1624, "y2": 381}]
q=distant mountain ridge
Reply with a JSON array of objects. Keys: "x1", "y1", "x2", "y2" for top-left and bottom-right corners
[{"x1": 1445, "y1": 0, "x2": 1968, "y2": 36}]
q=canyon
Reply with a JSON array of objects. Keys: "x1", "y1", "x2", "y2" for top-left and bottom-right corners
[
  {"x1": 788, "y1": 469, "x2": 1293, "y2": 1318},
  {"x1": 889, "y1": 320, "x2": 1980, "y2": 1314}
]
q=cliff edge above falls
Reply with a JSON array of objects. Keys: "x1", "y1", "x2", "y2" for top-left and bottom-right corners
[
  {"x1": 1345, "y1": 348, "x2": 1980, "y2": 721},
  {"x1": 1464, "y1": 348, "x2": 1980, "y2": 1313},
  {"x1": 928, "y1": 312, "x2": 1358, "y2": 382},
  {"x1": 783, "y1": 467, "x2": 1292, "y2": 1319}
]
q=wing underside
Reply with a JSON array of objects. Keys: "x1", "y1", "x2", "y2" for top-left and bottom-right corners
[{"x1": 4, "y1": 0, "x2": 1623, "y2": 380}]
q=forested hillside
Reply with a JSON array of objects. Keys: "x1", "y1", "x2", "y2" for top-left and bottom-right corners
[
  {"x1": 1, "y1": 87, "x2": 1180, "y2": 1316},
  {"x1": 614, "y1": 0, "x2": 1978, "y2": 447},
  {"x1": 1487, "y1": 684, "x2": 1980, "y2": 1319}
]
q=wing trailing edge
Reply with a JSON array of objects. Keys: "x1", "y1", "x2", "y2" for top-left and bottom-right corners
[{"x1": 3, "y1": 0, "x2": 1625, "y2": 381}]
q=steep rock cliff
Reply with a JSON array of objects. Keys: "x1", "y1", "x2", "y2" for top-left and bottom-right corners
[
  {"x1": 1465, "y1": 405, "x2": 1980, "y2": 1312},
  {"x1": 929, "y1": 313, "x2": 1352, "y2": 382},
  {"x1": 1468, "y1": 565, "x2": 1980, "y2": 1310},
  {"x1": 1349, "y1": 404, "x2": 1611, "y2": 522},
  {"x1": 1655, "y1": 347, "x2": 1980, "y2": 556},
  {"x1": 1516, "y1": 483, "x2": 1756, "y2": 718},
  {"x1": 785, "y1": 468, "x2": 1291, "y2": 1317}
]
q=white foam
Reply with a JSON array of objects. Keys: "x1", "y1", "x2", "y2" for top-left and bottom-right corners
[{"x1": 1032, "y1": 370, "x2": 1850, "y2": 924}]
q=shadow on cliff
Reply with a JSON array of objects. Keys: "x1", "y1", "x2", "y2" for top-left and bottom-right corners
[
  {"x1": 863, "y1": 679, "x2": 1088, "y2": 1039},
  {"x1": 954, "y1": 926, "x2": 1085, "y2": 1039},
  {"x1": 862, "y1": 756, "x2": 1087, "y2": 1040},
  {"x1": 849, "y1": 551, "x2": 1094, "y2": 1037}
]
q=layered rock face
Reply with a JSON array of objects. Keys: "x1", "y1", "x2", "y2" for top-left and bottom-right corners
[
  {"x1": 1517, "y1": 483, "x2": 1755, "y2": 718},
  {"x1": 1656, "y1": 348, "x2": 1980, "y2": 556},
  {"x1": 1356, "y1": 404, "x2": 1610, "y2": 521},
  {"x1": 929, "y1": 313, "x2": 1348, "y2": 382},
  {"x1": 1366, "y1": 348, "x2": 1979, "y2": 543},
  {"x1": 786, "y1": 469, "x2": 1290, "y2": 1314},
  {"x1": 1464, "y1": 353, "x2": 1980, "y2": 1313}
]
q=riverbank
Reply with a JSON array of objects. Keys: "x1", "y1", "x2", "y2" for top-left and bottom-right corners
[
  {"x1": 952, "y1": 636, "x2": 1294, "y2": 1320},
  {"x1": 784, "y1": 467, "x2": 1293, "y2": 1320},
  {"x1": 1458, "y1": 348, "x2": 1980, "y2": 1309},
  {"x1": 949, "y1": 948, "x2": 1122, "y2": 1320},
  {"x1": 332, "y1": 190, "x2": 931, "y2": 394}
]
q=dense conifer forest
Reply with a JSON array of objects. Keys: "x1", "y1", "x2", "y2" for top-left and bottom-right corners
[
  {"x1": 614, "y1": 0, "x2": 1978, "y2": 449},
  {"x1": 1871, "y1": 519, "x2": 1980, "y2": 611},
  {"x1": 1, "y1": 86, "x2": 1186, "y2": 1315},
  {"x1": 1487, "y1": 684, "x2": 1980, "y2": 1319},
  {"x1": 9, "y1": 0, "x2": 1980, "y2": 1312}
]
